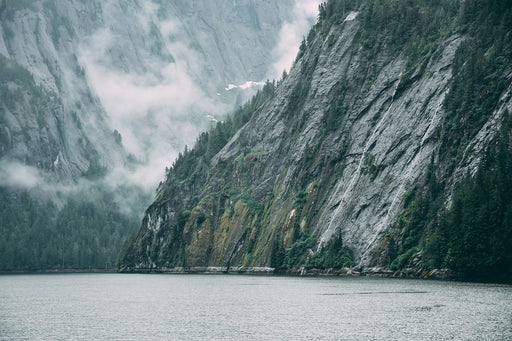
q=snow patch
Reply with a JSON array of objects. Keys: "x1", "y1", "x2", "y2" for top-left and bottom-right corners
[
  {"x1": 289, "y1": 208, "x2": 297, "y2": 220},
  {"x1": 53, "y1": 152, "x2": 61, "y2": 167},
  {"x1": 206, "y1": 114, "x2": 218, "y2": 122},
  {"x1": 225, "y1": 81, "x2": 265, "y2": 91}
]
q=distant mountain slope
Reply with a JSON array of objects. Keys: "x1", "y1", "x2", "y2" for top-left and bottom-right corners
[
  {"x1": 0, "y1": 0, "x2": 300, "y2": 271},
  {"x1": 120, "y1": 0, "x2": 512, "y2": 283},
  {"x1": 0, "y1": 0, "x2": 298, "y2": 186}
]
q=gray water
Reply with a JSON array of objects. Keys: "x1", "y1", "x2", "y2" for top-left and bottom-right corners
[{"x1": 0, "y1": 274, "x2": 510, "y2": 340}]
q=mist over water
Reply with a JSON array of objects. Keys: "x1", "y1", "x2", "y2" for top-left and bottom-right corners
[{"x1": 1, "y1": 274, "x2": 510, "y2": 340}]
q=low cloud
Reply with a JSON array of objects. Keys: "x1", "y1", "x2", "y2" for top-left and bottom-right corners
[
  {"x1": 77, "y1": 0, "x2": 319, "y2": 197},
  {"x1": 0, "y1": 159, "x2": 42, "y2": 189},
  {"x1": 79, "y1": 7, "x2": 225, "y2": 192},
  {"x1": 268, "y1": 0, "x2": 321, "y2": 80}
]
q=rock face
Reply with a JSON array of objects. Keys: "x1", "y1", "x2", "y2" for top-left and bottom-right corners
[
  {"x1": 119, "y1": 2, "x2": 512, "y2": 273},
  {"x1": 0, "y1": 0, "x2": 296, "y2": 188},
  {"x1": 0, "y1": 1, "x2": 123, "y2": 184}
]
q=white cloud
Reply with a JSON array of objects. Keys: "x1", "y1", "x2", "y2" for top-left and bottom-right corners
[
  {"x1": 75, "y1": 0, "x2": 320, "y2": 195},
  {"x1": 78, "y1": 10, "x2": 226, "y2": 192},
  {"x1": 268, "y1": 0, "x2": 321, "y2": 80},
  {"x1": 0, "y1": 159, "x2": 42, "y2": 189}
]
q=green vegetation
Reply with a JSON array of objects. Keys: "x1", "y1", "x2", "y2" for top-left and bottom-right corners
[
  {"x1": 271, "y1": 230, "x2": 354, "y2": 271},
  {"x1": 440, "y1": 2, "x2": 512, "y2": 172},
  {"x1": 156, "y1": 80, "x2": 276, "y2": 202},
  {"x1": 119, "y1": 81, "x2": 277, "y2": 269},
  {"x1": 307, "y1": 234, "x2": 355, "y2": 269},
  {"x1": 0, "y1": 10, "x2": 130, "y2": 272},
  {"x1": 392, "y1": 111, "x2": 512, "y2": 283},
  {"x1": 271, "y1": 229, "x2": 315, "y2": 271},
  {"x1": 0, "y1": 188, "x2": 139, "y2": 271},
  {"x1": 381, "y1": 0, "x2": 512, "y2": 282},
  {"x1": 113, "y1": 129, "x2": 122, "y2": 146},
  {"x1": 318, "y1": 0, "x2": 459, "y2": 63},
  {"x1": 423, "y1": 113, "x2": 512, "y2": 283},
  {"x1": 0, "y1": 54, "x2": 49, "y2": 113},
  {"x1": 81, "y1": 139, "x2": 108, "y2": 180}
]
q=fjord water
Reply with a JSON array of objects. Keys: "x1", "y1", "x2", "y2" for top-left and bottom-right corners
[{"x1": 0, "y1": 274, "x2": 510, "y2": 340}]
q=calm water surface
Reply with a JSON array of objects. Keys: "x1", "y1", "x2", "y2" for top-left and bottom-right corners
[{"x1": 0, "y1": 274, "x2": 511, "y2": 340}]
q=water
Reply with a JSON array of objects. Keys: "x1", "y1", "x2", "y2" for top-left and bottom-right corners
[{"x1": 0, "y1": 274, "x2": 510, "y2": 340}]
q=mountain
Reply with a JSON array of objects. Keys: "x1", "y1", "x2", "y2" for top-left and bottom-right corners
[
  {"x1": 0, "y1": 0, "x2": 299, "y2": 186},
  {"x1": 119, "y1": 0, "x2": 512, "y2": 283},
  {"x1": 0, "y1": 0, "x2": 305, "y2": 270}
]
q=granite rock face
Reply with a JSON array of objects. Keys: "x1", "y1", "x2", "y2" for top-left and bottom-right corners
[
  {"x1": 120, "y1": 8, "x2": 512, "y2": 271},
  {"x1": 0, "y1": 0, "x2": 296, "y2": 188}
]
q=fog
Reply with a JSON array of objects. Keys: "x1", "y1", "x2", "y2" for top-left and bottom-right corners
[
  {"x1": 79, "y1": 16, "x2": 222, "y2": 191},
  {"x1": 0, "y1": 159, "x2": 42, "y2": 189},
  {"x1": 1, "y1": 0, "x2": 319, "y2": 206},
  {"x1": 268, "y1": 0, "x2": 322, "y2": 79},
  {"x1": 77, "y1": 0, "x2": 319, "y2": 195}
]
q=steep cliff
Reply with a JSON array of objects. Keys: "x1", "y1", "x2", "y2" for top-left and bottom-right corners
[
  {"x1": 0, "y1": 1, "x2": 123, "y2": 184},
  {"x1": 120, "y1": 0, "x2": 512, "y2": 281}
]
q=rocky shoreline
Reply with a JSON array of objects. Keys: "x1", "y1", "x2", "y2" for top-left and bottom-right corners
[
  {"x1": 0, "y1": 269, "x2": 117, "y2": 275},
  {"x1": 1, "y1": 266, "x2": 458, "y2": 281},
  {"x1": 289, "y1": 267, "x2": 458, "y2": 281},
  {"x1": 117, "y1": 266, "x2": 458, "y2": 280}
]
